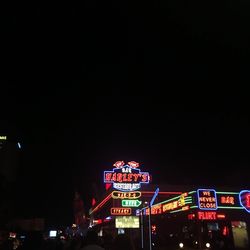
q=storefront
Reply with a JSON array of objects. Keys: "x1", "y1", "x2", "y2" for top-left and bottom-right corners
[
  {"x1": 148, "y1": 189, "x2": 250, "y2": 249},
  {"x1": 89, "y1": 161, "x2": 182, "y2": 238},
  {"x1": 89, "y1": 161, "x2": 250, "y2": 249}
]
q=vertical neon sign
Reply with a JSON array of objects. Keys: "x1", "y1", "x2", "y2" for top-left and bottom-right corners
[{"x1": 239, "y1": 190, "x2": 250, "y2": 213}]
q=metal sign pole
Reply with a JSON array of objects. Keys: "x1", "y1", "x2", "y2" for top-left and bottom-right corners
[
  {"x1": 148, "y1": 206, "x2": 152, "y2": 250},
  {"x1": 140, "y1": 210, "x2": 144, "y2": 249}
]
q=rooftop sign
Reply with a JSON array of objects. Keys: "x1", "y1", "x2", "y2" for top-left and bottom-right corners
[{"x1": 104, "y1": 161, "x2": 150, "y2": 192}]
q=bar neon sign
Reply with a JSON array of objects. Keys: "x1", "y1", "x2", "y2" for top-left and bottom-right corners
[
  {"x1": 197, "y1": 189, "x2": 218, "y2": 210},
  {"x1": 111, "y1": 207, "x2": 132, "y2": 215},
  {"x1": 104, "y1": 161, "x2": 150, "y2": 191},
  {"x1": 220, "y1": 196, "x2": 235, "y2": 205}
]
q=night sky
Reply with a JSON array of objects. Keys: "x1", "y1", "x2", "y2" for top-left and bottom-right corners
[{"x1": 1, "y1": 1, "x2": 250, "y2": 227}]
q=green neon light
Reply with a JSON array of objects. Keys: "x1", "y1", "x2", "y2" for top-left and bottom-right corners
[
  {"x1": 152, "y1": 194, "x2": 182, "y2": 207},
  {"x1": 152, "y1": 194, "x2": 194, "y2": 209},
  {"x1": 190, "y1": 206, "x2": 198, "y2": 209},
  {"x1": 216, "y1": 192, "x2": 239, "y2": 194},
  {"x1": 122, "y1": 199, "x2": 141, "y2": 207},
  {"x1": 170, "y1": 209, "x2": 184, "y2": 213},
  {"x1": 218, "y1": 206, "x2": 243, "y2": 209},
  {"x1": 188, "y1": 191, "x2": 196, "y2": 194}
]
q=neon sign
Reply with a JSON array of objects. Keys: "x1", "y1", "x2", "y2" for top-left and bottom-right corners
[
  {"x1": 122, "y1": 199, "x2": 141, "y2": 207},
  {"x1": 220, "y1": 196, "x2": 235, "y2": 205},
  {"x1": 104, "y1": 161, "x2": 150, "y2": 191},
  {"x1": 145, "y1": 204, "x2": 162, "y2": 215},
  {"x1": 197, "y1": 189, "x2": 217, "y2": 210},
  {"x1": 115, "y1": 216, "x2": 139, "y2": 228},
  {"x1": 111, "y1": 207, "x2": 132, "y2": 215},
  {"x1": 162, "y1": 193, "x2": 188, "y2": 212},
  {"x1": 112, "y1": 191, "x2": 141, "y2": 199},
  {"x1": 0, "y1": 136, "x2": 7, "y2": 140},
  {"x1": 198, "y1": 211, "x2": 226, "y2": 220},
  {"x1": 239, "y1": 190, "x2": 250, "y2": 213}
]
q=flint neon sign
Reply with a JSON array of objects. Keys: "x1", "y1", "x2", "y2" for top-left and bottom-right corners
[{"x1": 104, "y1": 161, "x2": 150, "y2": 191}]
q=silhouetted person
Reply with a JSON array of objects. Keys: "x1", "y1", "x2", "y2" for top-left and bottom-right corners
[
  {"x1": 20, "y1": 232, "x2": 44, "y2": 250},
  {"x1": 112, "y1": 234, "x2": 135, "y2": 250},
  {"x1": 80, "y1": 230, "x2": 104, "y2": 250}
]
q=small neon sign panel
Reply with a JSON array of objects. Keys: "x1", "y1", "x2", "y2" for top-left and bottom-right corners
[
  {"x1": 122, "y1": 199, "x2": 142, "y2": 207},
  {"x1": 112, "y1": 191, "x2": 141, "y2": 199},
  {"x1": 239, "y1": 190, "x2": 250, "y2": 213},
  {"x1": 111, "y1": 207, "x2": 132, "y2": 215},
  {"x1": 104, "y1": 161, "x2": 150, "y2": 191},
  {"x1": 197, "y1": 189, "x2": 218, "y2": 210}
]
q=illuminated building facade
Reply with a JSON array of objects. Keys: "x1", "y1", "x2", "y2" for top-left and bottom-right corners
[
  {"x1": 89, "y1": 161, "x2": 250, "y2": 249},
  {"x1": 0, "y1": 134, "x2": 21, "y2": 228}
]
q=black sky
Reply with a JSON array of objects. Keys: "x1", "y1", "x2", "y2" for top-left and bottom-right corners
[{"x1": 1, "y1": 1, "x2": 250, "y2": 226}]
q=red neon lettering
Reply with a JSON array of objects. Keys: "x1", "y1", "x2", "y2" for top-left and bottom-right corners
[
  {"x1": 142, "y1": 174, "x2": 148, "y2": 182},
  {"x1": 111, "y1": 173, "x2": 116, "y2": 181},
  {"x1": 221, "y1": 197, "x2": 226, "y2": 203},
  {"x1": 246, "y1": 194, "x2": 250, "y2": 208},
  {"x1": 122, "y1": 173, "x2": 128, "y2": 182},
  {"x1": 117, "y1": 173, "x2": 123, "y2": 182},
  {"x1": 229, "y1": 197, "x2": 235, "y2": 205},
  {"x1": 198, "y1": 212, "x2": 216, "y2": 220},
  {"x1": 133, "y1": 174, "x2": 139, "y2": 182},
  {"x1": 105, "y1": 173, "x2": 112, "y2": 181},
  {"x1": 200, "y1": 197, "x2": 215, "y2": 202},
  {"x1": 203, "y1": 191, "x2": 211, "y2": 196},
  {"x1": 127, "y1": 173, "x2": 132, "y2": 182}
]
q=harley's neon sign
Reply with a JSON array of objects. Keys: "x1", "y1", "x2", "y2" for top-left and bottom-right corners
[{"x1": 104, "y1": 161, "x2": 150, "y2": 191}]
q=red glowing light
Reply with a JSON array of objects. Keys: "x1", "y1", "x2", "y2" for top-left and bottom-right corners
[
  {"x1": 198, "y1": 212, "x2": 226, "y2": 220},
  {"x1": 246, "y1": 194, "x2": 250, "y2": 208},
  {"x1": 110, "y1": 207, "x2": 131, "y2": 215},
  {"x1": 91, "y1": 198, "x2": 96, "y2": 207},
  {"x1": 217, "y1": 214, "x2": 226, "y2": 219},
  {"x1": 128, "y1": 161, "x2": 139, "y2": 168},
  {"x1": 198, "y1": 212, "x2": 217, "y2": 220},
  {"x1": 90, "y1": 193, "x2": 112, "y2": 214},
  {"x1": 113, "y1": 161, "x2": 125, "y2": 168},
  {"x1": 93, "y1": 219, "x2": 102, "y2": 225},
  {"x1": 105, "y1": 183, "x2": 112, "y2": 190},
  {"x1": 188, "y1": 213, "x2": 196, "y2": 220},
  {"x1": 222, "y1": 226, "x2": 229, "y2": 236}
]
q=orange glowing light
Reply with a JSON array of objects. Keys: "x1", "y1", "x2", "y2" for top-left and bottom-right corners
[
  {"x1": 112, "y1": 191, "x2": 141, "y2": 199},
  {"x1": 220, "y1": 196, "x2": 235, "y2": 205},
  {"x1": 110, "y1": 207, "x2": 131, "y2": 215}
]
